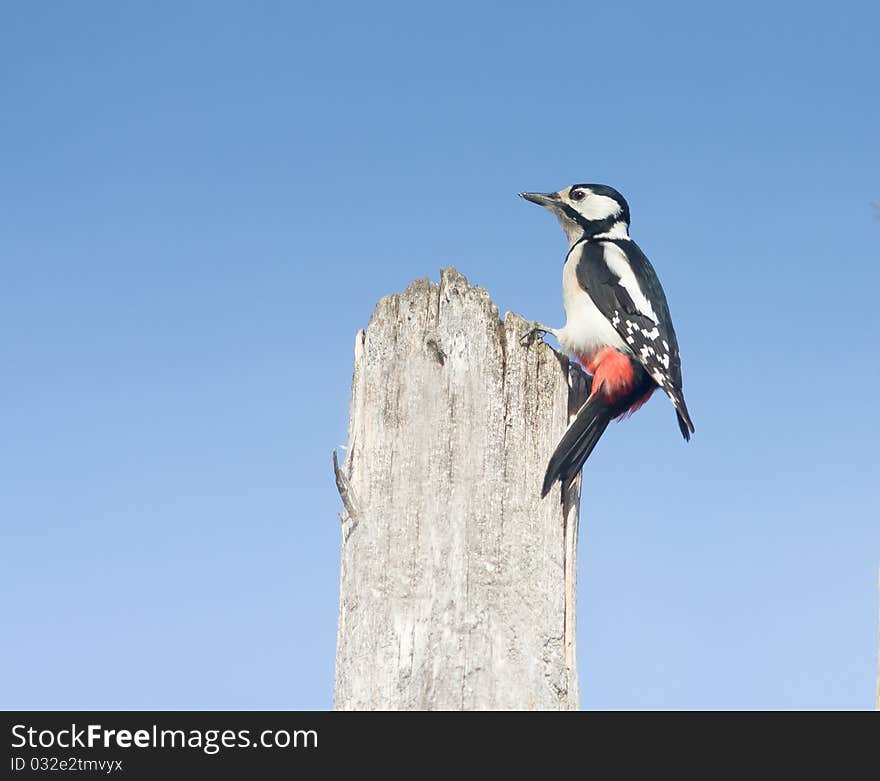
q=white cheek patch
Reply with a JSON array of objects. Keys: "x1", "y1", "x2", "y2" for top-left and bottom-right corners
[{"x1": 575, "y1": 193, "x2": 621, "y2": 222}]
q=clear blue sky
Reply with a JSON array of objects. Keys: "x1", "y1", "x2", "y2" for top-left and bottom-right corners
[{"x1": 2, "y1": 1, "x2": 878, "y2": 710}]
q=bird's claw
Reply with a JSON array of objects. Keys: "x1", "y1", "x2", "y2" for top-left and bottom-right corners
[{"x1": 520, "y1": 321, "x2": 551, "y2": 346}]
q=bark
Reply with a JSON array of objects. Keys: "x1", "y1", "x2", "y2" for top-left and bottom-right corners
[{"x1": 333, "y1": 267, "x2": 589, "y2": 710}]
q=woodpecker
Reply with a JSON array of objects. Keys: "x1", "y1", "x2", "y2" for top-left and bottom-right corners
[{"x1": 520, "y1": 184, "x2": 694, "y2": 497}]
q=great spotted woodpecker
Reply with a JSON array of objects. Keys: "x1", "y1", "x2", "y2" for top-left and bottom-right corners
[{"x1": 520, "y1": 184, "x2": 694, "y2": 497}]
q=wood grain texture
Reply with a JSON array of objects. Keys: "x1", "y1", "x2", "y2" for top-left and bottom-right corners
[{"x1": 334, "y1": 268, "x2": 589, "y2": 710}]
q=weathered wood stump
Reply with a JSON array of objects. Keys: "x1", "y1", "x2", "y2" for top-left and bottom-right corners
[{"x1": 334, "y1": 268, "x2": 589, "y2": 710}]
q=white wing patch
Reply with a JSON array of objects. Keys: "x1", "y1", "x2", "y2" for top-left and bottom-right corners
[
  {"x1": 601, "y1": 245, "x2": 678, "y2": 386},
  {"x1": 601, "y1": 243, "x2": 659, "y2": 323},
  {"x1": 557, "y1": 242, "x2": 679, "y2": 388},
  {"x1": 557, "y1": 247, "x2": 629, "y2": 358}
]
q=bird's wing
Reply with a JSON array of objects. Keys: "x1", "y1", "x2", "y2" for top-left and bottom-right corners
[{"x1": 576, "y1": 239, "x2": 694, "y2": 437}]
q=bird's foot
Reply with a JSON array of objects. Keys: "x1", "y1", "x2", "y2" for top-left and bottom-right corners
[{"x1": 520, "y1": 321, "x2": 553, "y2": 346}]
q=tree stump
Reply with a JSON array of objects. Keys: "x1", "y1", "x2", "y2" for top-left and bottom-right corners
[{"x1": 333, "y1": 267, "x2": 589, "y2": 710}]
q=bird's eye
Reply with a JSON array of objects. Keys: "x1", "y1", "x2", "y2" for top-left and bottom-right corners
[{"x1": 570, "y1": 190, "x2": 585, "y2": 201}]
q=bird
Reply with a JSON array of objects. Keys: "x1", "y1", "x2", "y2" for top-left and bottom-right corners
[{"x1": 519, "y1": 183, "x2": 694, "y2": 497}]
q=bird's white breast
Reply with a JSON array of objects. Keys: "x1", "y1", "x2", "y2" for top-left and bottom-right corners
[{"x1": 557, "y1": 243, "x2": 629, "y2": 360}]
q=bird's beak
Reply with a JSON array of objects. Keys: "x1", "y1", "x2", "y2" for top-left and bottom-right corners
[{"x1": 519, "y1": 191, "x2": 560, "y2": 209}]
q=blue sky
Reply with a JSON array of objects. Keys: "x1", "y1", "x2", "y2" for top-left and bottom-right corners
[{"x1": 2, "y1": 1, "x2": 878, "y2": 709}]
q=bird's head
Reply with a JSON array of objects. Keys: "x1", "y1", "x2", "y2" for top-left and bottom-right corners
[{"x1": 519, "y1": 184, "x2": 631, "y2": 245}]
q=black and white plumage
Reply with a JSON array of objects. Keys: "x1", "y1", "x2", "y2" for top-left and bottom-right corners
[{"x1": 520, "y1": 183, "x2": 694, "y2": 496}]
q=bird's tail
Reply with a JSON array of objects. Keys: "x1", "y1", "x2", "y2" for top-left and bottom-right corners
[
  {"x1": 541, "y1": 393, "x2": 614, "y2": 498},
  {"x1": 673, "y1": 396, "x2": 695, "y2": 441}
]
